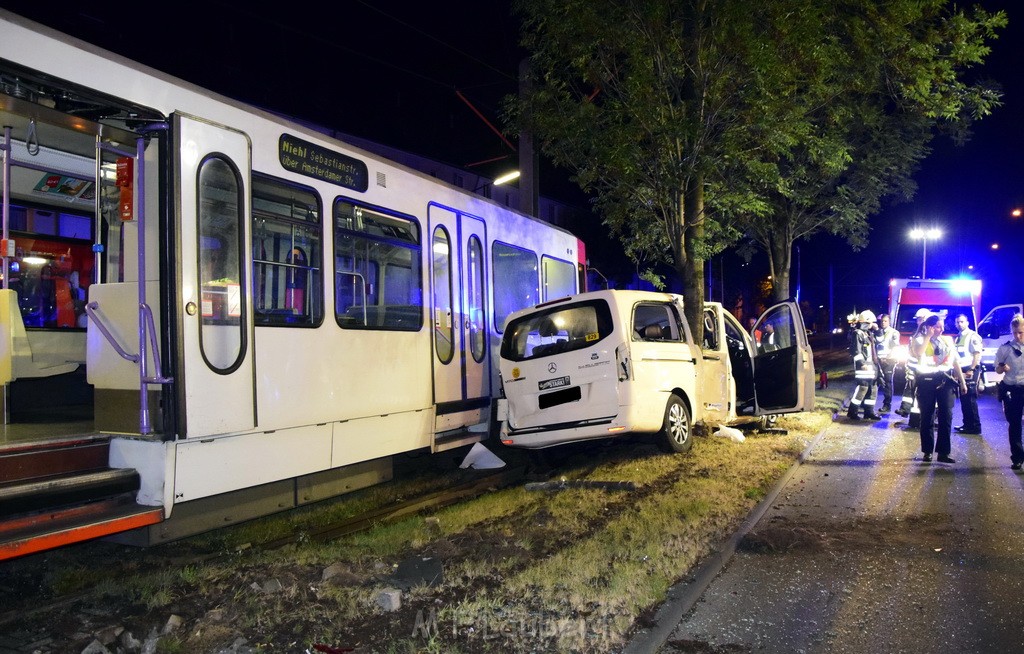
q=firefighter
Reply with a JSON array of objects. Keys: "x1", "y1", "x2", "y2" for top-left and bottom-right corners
[
  {"x1": 847, "y1": 310, "x2": 881, "y2": 421},
  {"x1": 874, "y1": 313, "x2": 900, "y2": 414},
  {"x1": 954, "y1": 312, "x2": 984, "y2": 434},
  {"x1": 897, "y1": 307, "x2": 933, "y2": 428}
]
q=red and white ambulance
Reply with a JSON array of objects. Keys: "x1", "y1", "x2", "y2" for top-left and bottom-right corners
[{"x1": 887, "y1": 278, "x2": 982, "y2": 342}]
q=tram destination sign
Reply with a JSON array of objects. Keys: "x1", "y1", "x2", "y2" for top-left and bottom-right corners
[{"x1": 279, "y1": 134, "x2": 369, "y2": 192}]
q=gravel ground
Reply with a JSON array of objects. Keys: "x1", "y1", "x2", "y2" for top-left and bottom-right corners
[{"x1": 657, "y1": 380, "x2": 1024, "y2": 654}]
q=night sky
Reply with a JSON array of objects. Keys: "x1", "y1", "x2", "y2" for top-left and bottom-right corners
[{"x1": 2, "y1": 0, "x2": 1020, "y2": 321}]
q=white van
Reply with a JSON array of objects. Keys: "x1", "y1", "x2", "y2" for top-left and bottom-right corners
[
  {"x1": 978, "y1": 303, "x2": 1023, "y2": 378},
  {"x1": 496, "y1": 290, "x2": 815, "y2": 453}
]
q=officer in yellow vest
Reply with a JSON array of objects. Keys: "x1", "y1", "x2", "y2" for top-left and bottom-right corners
[
  {"x1": 897, "y1": 307, "x2": 933, "y2": 428},
  {"x1": 912, "y1": 313, "x2": 967, "y2": 463}
]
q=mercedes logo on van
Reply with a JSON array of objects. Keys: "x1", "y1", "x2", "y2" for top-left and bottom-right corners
[{"x1": 548, "y1": 363, "x2": 558, "y2": 374}]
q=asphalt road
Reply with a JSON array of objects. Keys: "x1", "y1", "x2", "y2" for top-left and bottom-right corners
[{"x1": 645, "y1": 380, "x2": 1024, "y2": 654}]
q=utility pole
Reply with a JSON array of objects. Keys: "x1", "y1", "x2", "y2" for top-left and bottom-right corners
[{"x1": 518, "y1": 59, "x2": 538, "y2": 218}]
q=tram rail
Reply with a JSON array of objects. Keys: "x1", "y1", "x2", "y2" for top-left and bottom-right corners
[{"x1": 0, "y1": 465, "x2": 527, "y2": 629}]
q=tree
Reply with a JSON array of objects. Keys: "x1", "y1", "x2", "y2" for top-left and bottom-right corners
[
  {"x1": 509, "y1": 0, "x2": 1006, "y2": 335},
  {"x1": 508, "y1": 0, "x2": 821, "y2": 340},
  {"x1": 741, "y1": 2, "x2": 1006, "y2": 302},
  {"x1": 745, "y1": 109, "x2": 935, "y2": 303}
]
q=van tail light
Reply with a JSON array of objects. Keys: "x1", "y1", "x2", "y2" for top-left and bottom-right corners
[{"x1": 616, "y1": 344, "x2": 631, "y2": 381}]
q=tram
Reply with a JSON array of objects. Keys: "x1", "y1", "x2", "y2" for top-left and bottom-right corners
[{"x1": 0, "y1": 10, "x2": 585, "y2": 560}]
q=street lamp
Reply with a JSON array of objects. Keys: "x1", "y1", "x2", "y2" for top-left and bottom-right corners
[
  {"x1": 493, "y1": 170, "x2": 521, "y2": 185},
  {"x1": 473, "y1": 170, "x2": 520, "y2": 192},
  {"x1": 908, "y1": 227, "x2": 942, "y2": 279}
]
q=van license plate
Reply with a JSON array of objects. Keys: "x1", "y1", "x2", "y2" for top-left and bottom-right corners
[{"x1": 538, "y1": 376, "x2": 570, "y2": 391}]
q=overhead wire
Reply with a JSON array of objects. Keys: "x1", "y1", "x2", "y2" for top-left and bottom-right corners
[
  {"x1": 212, "y1": 0, "x2": 517, "y2": 93},
  {"x1": 351, "y1": 0, "x2": 518, "y2": 83}
]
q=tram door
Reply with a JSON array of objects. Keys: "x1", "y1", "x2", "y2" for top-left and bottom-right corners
[
  {"x1": 174, "y1": 114, "x2": 255, "y2": 437},
  {"x1": 428, "y1": 205, "x2": 489, "y2": 427}
]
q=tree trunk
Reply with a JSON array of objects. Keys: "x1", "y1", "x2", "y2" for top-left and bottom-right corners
[
  {"x1": 677, "y1": 0, "x2": 705, "y2": 345},
  {"x1": 679, "y1": 176, "x2": 705, "y2": 345},
  {"x1": 769, "y1": 225, "x2": 793, "y2": 303}
]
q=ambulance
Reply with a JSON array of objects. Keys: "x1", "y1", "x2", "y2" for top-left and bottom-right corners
[
  {"x1": 887, "y1": 278, "x2": 982, "y2": 341},
  {"x1": 886, "y1": 278, "x2": 982, "y2": 389}
]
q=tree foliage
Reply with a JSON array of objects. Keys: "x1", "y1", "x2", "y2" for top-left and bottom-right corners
[
  {"x1": 739, "y1": 1, "x2": 1007, "y2": 301},
  {"x1": 508, "y1": 0, "x2": 1006, "y2": 335},
  {"x1": 509, "y1": 0, "x2": 828, "y2": 339}
]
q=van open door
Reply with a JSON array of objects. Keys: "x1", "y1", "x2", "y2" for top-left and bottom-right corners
[
  {"x1": 698, "y1": 303, "x2": 737, "y2": 424},
  {"x1": 750, "y1": 301, "x2": 814, "y2": 415}
]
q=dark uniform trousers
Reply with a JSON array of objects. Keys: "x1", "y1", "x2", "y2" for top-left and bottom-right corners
[
  {"x1": 1003, "y1": 384, "x2": 1024, "y2": 466},
  {"x1": 918, "y1": 375, "x2": 954, "y2": 457},
  {"x1": 960, "y1": 373, "x2": 982, "y2": 432}
]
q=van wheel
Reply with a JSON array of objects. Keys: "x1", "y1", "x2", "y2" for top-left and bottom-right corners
[{"x1": 659, "y1": 395, "x2": 692, "y2": 454}]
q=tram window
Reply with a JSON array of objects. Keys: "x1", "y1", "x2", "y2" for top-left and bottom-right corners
[
  {"x1": 7, "y1": 205, "x2": 27, "y2": 232},
  {"x1": 31, "y1": 210, "x2": 56, "y2": 234},
  {"x1": 492, "y1": 241, "x2": 538, "y2": 332},
  {"x1": 432, "y1": 226, "x2": 454, "y2": 364},
  {"x1": 542, "y1": 255, "x2": 576, "y2": 301},
  {"x1": 251, "y1": 174, "x2": 322, "y2": 327},
  {"x1": 197, "y1": 156, "x2": 246, "y2": 372},
  {"x1": 59, "y1": 214, "x2": 91, "y2": 239},
  {"x1": 467, "y1": 235, "x2": 486, "y2": 363},
  {"x1": 334, "y1": 200, "x2": 422, "y2": 331}
]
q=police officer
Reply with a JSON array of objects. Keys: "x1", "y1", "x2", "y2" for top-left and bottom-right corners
[
  {"x1": 847, "y1": 310, "x2": 881, "y2": 421},
  {"x1": 954, "y1": 312, "x2": 984, "y2": 434},
  {"x1": 995, "y1": 314, "x2": 1024, "y2": 470},
  {"x1": 897, "y1": 308, "x2": 933, "y2": 428},
  {"x1": 874, "y1": 313, "x2": 900, "y2": 414},
  {"x1": 913, "y1": 313, "x2": 967, "y2": 463}
]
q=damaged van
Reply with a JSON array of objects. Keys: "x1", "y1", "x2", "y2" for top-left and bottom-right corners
[{"x1": 496, "y1": 290, "x2": 815, "y2": 453}]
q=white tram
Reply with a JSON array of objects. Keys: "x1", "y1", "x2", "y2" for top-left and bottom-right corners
[{"x1": 0, "y1": 10, "x2": 585, "y2": 559}]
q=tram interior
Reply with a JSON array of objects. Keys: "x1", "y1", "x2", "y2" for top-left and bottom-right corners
[
  {"x1": 2, "y1": 172, "x2": 100, "y2": 427},
  {"x1": 1, "y1": 67, "x2": 169, "y2": 437}
]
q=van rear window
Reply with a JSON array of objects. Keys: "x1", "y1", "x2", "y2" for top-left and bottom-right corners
[{"x1": 500, "y1": 299, "x2": 614, "y2": 361}]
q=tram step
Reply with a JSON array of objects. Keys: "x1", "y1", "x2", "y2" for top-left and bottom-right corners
[
  {"x1": 0, "y1": 437, "x2": 110, "y2": 484},
  {"x1": 0, "y1": 467, "x2": 140, "y2": 518},
  {"x1": 0, "y1": 493, "x2": 163, "y2": 562}
]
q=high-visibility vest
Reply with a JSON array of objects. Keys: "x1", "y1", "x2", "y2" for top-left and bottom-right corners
[
  {"x1": 916, "y1": 336, "x2": 954, "y2": 376},
  {"x1": 955, "y1": 329, "x2": 982, "y2": 369}
]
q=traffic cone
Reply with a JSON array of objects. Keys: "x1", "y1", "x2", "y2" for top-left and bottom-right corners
[{"x1": 819, "y1": 370, "x2": 828, "y2": 389}]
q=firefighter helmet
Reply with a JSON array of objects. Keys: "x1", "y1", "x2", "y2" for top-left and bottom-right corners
[{"x1": 857, "y1": 310, "x2": 877, "y2": 324}]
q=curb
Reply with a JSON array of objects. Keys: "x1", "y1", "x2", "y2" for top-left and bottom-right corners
[{"x1": 621, "y1": 421, "x2": 832, "y2": 654}]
